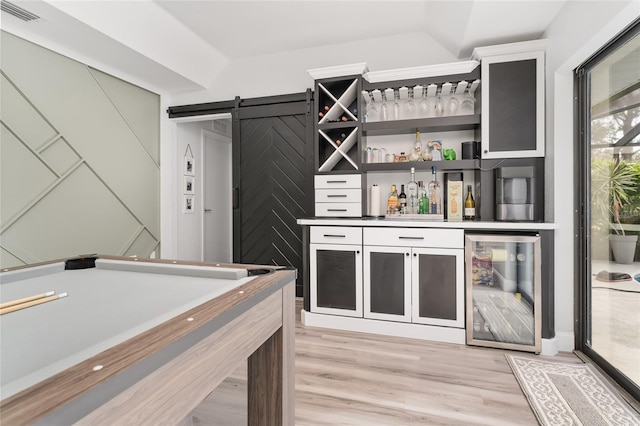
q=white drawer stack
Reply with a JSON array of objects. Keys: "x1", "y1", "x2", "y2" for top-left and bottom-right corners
[{"x1": 315, "y1": 174, "x2": 362, "y2": 217}]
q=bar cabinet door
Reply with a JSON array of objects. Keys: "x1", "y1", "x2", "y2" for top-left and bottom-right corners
[
  {"x1": 411, "y1": 247, "x2": 465, "y2": 328},
  {"x1": 363, "y1": 245, "x2": 411, "y2": 322},
  {"x1": 310, "y1": 243, "x2": 362, "y2": 317}
]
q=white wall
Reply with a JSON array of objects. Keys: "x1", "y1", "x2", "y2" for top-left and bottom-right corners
[{"x1": 543, "y1": 0, "x2": 638, "y2": 352}]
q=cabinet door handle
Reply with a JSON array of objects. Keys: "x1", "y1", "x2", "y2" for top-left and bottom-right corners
[
  {"x1": 327, "y1": 209, "x2": 347, "y2": 212},
  {"x1": 327, "y1": 194, "x2": 347, "y2": 198},
  {"x1": 327, "y1": 180, "x2": 347, "y2": 184},
  {"x1": 406, "y1": 253, "x2": 410, "y2": 257},
  {"x1": 398, "y1": 236, "x2": 424, "y2": 240},
  {"x1": 323, "y1": 234, "x2": 346, "y2": 238}
]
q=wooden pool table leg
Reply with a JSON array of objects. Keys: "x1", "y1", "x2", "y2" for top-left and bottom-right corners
[{"x1": 247, "y1": 281, "x2": 295, "y2": 425}]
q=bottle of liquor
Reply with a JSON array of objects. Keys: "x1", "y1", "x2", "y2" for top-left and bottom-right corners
[
  {"x1": 410, "y1": 130, "x2": 423, "y2": 161},
  {"x1": 398, "y1": 184, "x2": 407, "y2": 214},
  {"x1": 387, "y1": 185, "x2": 399, "y2": 215},
  {"x1": 418, "y1": 181, "x2": 428, "y2": 214},
  {"x1": 407, "y1": 167, "x2": 419, "y2": 214},
  {"x1": 464, "y1": 185, "x2": 476, "y2": 220},
  {"x1": 427, "y1": 166, "x2": 442, "y2": 215}
]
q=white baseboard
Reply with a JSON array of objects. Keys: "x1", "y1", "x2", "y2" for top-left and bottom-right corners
[
  {"x1": 540, "y1": 332, "x2": 574, "y2": 356},
  {"x1": 301, "y1": 309, "x2": 465, "y2": 345}
]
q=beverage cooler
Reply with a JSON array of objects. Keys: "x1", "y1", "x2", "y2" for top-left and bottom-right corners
[{"x1": 465, "y1": 234, "x2": 541, "y2": 353}]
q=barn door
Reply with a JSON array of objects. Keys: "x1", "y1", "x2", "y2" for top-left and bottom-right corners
[{"x1": 233, "y1": 92, "x2": 314, "y2": 295}]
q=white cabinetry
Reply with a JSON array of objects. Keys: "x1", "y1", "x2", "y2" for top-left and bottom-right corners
[
  {"x1": 472, "y1": 40, "x2": 546, "y2": 159},
  {"x1": 314, "y1": 175, "x2": 362, "y2": 217},
  {"x1": 309, "y1": 226, "x2": 362, "y2": 317},
  {"x1": 363, "y1": 228, "x2": 464, "y2": 328}
]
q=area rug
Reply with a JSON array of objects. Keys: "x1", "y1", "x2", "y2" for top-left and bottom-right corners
[{"x1": 506, "y1": 354, "x2": 640, "y2": 426}]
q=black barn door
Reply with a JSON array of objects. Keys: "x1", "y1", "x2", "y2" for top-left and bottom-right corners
[{"x1": 233, "y1": 92, "x2": 314, "y2": 296}]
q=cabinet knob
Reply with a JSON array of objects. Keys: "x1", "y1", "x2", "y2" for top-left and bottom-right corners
[
  {"x1": 356, "y1": 250, "x2": 360, "y2": 254},
  {"x1": 413, "y1": 253, "x2": 417, "y2": 257},
  {"x1": 406, "y1": 253, "x2": 409, "y2": 257}
]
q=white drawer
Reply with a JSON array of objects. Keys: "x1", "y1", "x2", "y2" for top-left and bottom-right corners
[
  {"x1": 311, "y1": 226, "x2": 362, "y2": 245},
  {"x1": 315, "y1": 188, "x2": 362, "y2": 203},
  {"x1": 315, "y1": 174, "x2": 361, "y2": 189},
  {"x1": 363, "y1": 227, "x2": 464, "y2": 248},
  {"x1": 315, "y1": 203, "x2": 362, "y2": 217}
]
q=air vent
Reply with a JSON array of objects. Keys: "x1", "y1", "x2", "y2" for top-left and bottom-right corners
[
  {"x1": 1, "y1": 0, "x2": 40, "y2": 21},
  {"x1": 213, "y1": 119, "x2": 230, "y2": 136}
]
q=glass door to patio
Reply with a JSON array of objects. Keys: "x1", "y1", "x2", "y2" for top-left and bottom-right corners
[{"x1": 578, "y1": 21, "x2": 640, "y2": 400}]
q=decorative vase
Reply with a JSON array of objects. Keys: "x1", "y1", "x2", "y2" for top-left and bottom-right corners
[{"x1": 609, "y1": 234, "x2": 638, "y2": 264}]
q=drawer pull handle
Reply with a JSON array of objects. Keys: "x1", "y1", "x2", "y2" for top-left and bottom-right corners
[
  {"x1": 327, "y1": 180, "x2": 347, "y2": 184},
  {"x1": 398, "y1": 236, "x2": 425, "y2": 240},
  {"x1": 323, "y1": 234, "x2": 346, "y2": 238},
  {"x1": 327, "y1": 194, "x2": 347, "y2": 198},
  {"x1": 327, "y1": 209, "x2": 347, "y2": 212}
]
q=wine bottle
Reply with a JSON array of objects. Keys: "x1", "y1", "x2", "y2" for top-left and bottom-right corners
[
  {"x1": 387, "y1": 185, "x2": 399, "y2": 214},
  {"x1": 464, "y1": 185, "x2": 476, "y2": 220},
  {"x1": 398, "y1": 184, "x2": 407, "y2": 214}
]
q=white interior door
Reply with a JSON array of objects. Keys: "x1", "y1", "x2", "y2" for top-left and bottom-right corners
[{"x1": 203, "y1": 129, "x2": 232, "y2": 263}]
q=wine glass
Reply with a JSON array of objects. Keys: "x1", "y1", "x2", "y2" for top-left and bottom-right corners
[
  {"x1": 419, "y1": 87, "x2": 431, "y2": 118},
  {"x1": 404, "y1": 88, "x2": 416, "y2": 119},
  {"x1": 380, "y1": 92, "x2": 389, "y2": 121},
  {"x1": 393, "y1": 90, "x2": 400, "y2": 121},
  {"x1": 447, "y1": 95, "x2": 459, "y2": 116},
  {"x1": 363, "y1": 91, "x2": 379, "y2": 122}
]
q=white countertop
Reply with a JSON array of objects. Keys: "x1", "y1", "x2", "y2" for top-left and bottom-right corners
[{"x1": 297, "y1": 217, "x2": 557, "y2": 230}]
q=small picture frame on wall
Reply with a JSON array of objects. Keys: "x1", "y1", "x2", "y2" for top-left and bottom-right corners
[
  {"x1": 184, "y1": 176, "x2": 195, "y2": 195},
  {"x1": 184, "y1": 157, "x2": 195, "y2": 176},
  {"x1": 183, "y1": 195, "x2": 195, "y2": 214}
]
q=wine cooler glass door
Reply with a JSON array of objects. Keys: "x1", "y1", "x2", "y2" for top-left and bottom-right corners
[{"x1": 465, "y1": 234, "x2": 542, "y2": 353}]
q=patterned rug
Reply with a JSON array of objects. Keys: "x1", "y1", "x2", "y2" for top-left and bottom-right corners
[{"x1": 506, "y1": 355, "x2": 640, "y2": 426}]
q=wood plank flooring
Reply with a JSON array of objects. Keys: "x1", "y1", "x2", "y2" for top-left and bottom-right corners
[{"x1": 192, "y1": 300, "x2": 582, "y2": 425}]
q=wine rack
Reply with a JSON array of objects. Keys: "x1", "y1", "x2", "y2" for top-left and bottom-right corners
[
  {"x1": 317, "y1": 79, "x2": 359, "y2": 124},
  {"x1": 315, "y1": 76, "x2": 363, "y2": 173},
  {"x1": 317, "y1": 127, "x2": 358, "y2": 172}
]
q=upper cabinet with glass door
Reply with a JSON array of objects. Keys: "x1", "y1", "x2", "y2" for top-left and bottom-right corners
[{"x1": 472, "y1": 40, "x2": 546, "y2": 159}]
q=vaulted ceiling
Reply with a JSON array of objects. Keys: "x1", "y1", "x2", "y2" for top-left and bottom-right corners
[{"x1": 1, "y1": 0, "x2": 576, "y2": 94}]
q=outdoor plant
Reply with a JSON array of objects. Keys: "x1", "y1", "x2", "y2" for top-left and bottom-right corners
[{"x1": 591, "y1": 158, "x2": 639, "y2": 236}]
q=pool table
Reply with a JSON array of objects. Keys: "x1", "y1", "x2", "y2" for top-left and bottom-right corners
[{"x1": 0, "y1": 255, "x2": 296, "y2": 425}]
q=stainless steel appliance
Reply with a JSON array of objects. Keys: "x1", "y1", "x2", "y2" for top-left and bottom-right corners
[
  {"x1": 465, "y1": 234, "x2": 541, "y2": 353},
  {"x1": 496, "y1": 166, "x2": 535, "y2": 221}
]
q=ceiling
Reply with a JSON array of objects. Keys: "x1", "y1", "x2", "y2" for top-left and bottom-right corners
[
  {"x1": 154, "y1": 0, "x2": 567, "y2": 60},
  {"x1": 2, "y1": 0, "x2": 572, "y2": 93}
]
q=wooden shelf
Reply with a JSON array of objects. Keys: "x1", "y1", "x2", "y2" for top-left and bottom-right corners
[{"x1": 362, "y1": 115, "x2": 480, "y2": 136}]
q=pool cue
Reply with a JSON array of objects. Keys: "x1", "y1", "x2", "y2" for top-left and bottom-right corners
[
  {"x1": 0, "y1": 291, "x2": 55, "y2": 309},
  {"x1": 0, "y1": 292, "x2": 68, "y2": 315}
]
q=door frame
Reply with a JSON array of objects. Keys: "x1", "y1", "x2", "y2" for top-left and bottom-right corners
[
  {"x1": 574, "y1": 18, "x2": 640, "y2": 402},
  {"x1": 201, "y1": 128, "x2": 232, "y2": 263}
]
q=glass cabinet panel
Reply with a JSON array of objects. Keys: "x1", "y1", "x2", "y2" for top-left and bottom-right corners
[{"x1": 465, "y1": 234, "x2": 541, "y2": 352}]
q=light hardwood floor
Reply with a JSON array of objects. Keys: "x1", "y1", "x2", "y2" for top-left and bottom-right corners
[{"x1": 192, "y1": 300, "x2": 582, "y2": 425}]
